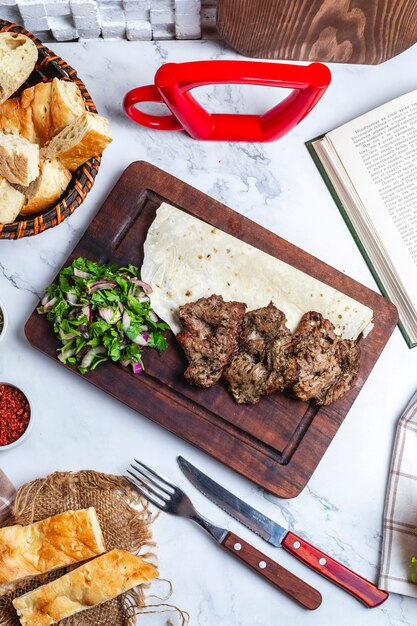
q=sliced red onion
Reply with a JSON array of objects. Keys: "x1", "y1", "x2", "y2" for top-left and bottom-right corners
[
  {"x1": 81, "y1": 346, "x2": 106, "y2": 368},
  {"x1": 81, "y1": 304, "x2": 92, "y2": 322},
  {"x1": 73, "y1": 268, "x2": 90, "y2": 279},
  {"x1": 132, "y1": 333, "x2": 149, "y2": 346},
  {"x1": 66, "y1": 292, "x2": 78, "y2": 305},
  {"x1": 58, "y1": 348, "x2": 75, "y2": 362},
  {"x1": 87, "y1": 280, "x2": 117, "y2": 293},
  {"x1": 122, "y1": 311, "x2": 131, "y2": 331},
  {"x1": 139, "y1": 296, "x2": 150, "y2": 303},
  {"x1": 131, "y1": 361, "x2": 143, "y2": 374},
  {"x1": 149, "y1": 311, "x2": 158, "y2": 323},
  {"x1": 38, "y1": 296, "x2": 57, "y2": 312},
  {"x1": 130, "y1": 278, "x2": 152, "y2": 295},
  {"x1": 141, "y1": 324, "x2": 148, "y2": 331},
  {"x1": 120, "y1": 359, "x2": 129, "y2": 367},
  {"x1": 98, "y1": 307, "x2": 121, "y2": 324}
]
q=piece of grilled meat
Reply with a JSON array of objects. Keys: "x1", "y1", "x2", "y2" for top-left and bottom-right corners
[
  {"x1": 224, "y1": 303, "x2": 298, "y2": 404},
  {"x1": 290, "y1": 311, "x2": 360, "y2": 406},
  {"x1": 177, "y1": 294, "x2": 246, "y2": 388}
]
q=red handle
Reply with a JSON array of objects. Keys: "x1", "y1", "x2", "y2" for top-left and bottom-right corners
[
  {"x1": 123, "y1": 84, "x2": 183, "y2": 131},
  {"x1": 123, "y1": 60, "x2": 331, "y2": 141},
  {"x1": 282, "y1": 531, "x2": 388, "y2": 608},
  {"x1": 222, "y1": 531, "x2": 322, "y2": 610}
]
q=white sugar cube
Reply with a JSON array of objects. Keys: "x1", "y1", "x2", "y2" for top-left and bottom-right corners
[
  {"x1": 17, "y1": 1, "x2": 47, "y2": 19},
  {"x1": 126, "y1": 19, "x2": 151, "y2": 40},
  {"x1": 175, "y1": 13, "x2": 199, "y2": 27},
  {"x1": 69, "y1": 0, "x2": 98, "y2": 17},
  {"x1": 44, "y1": 0, "x2": 70, "y2": 16},
  {"x1": 123, "y1": 0, "x2": 149, "y2": 8},
  {"x1": 49, "y1": 14, "x2": 78, "y2": 40},
  {"x1": 150, "y1": 8, "x2": 174, "y2": 24},
  {"x1": 78, "y1": 26, "x2": 101, "y2": 38},
  {"x1": 52, "y1": 28, "x2": 78, "y2": 41},
  {"x1": 96, "y1": 0, "x2": 123, "y2": 5},
  {"x1": 152, "y1": 0, "x2": 173, "y2": 7},
  {"x1": 124, "y1": 7, "x2": 149, "y2": 19},
  {"x1": 175, "y1": 0, "x2": 199, "y2": 15},
  {"x1": 99, "y1": 5, "x2": 125, "y2": 20},
  {"x1": 73, "y1": 14, "x2": 100, "y2": 29},
  {"x1": 175, "y1": 23, "x2": 200, "y2": 38},
  {"x1": 152, "y1": 24, "x2": 175, "y2": 39},
  {"x1": 0, "y1": 6, "x2": 20, "y2": 20},
  {"x1": 101, "y1": 19, "x2": 126, "y2": 38},
  {"x1": 22, "y1": 15, "x2": 49, "y2": 29},
  {"x1": 70, "y1": 0, "x2": 95, "y2": 6}
]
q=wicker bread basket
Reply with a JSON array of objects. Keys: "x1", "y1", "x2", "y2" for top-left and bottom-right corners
[{"x1": 0, "y1": 20, "x2": 101, "y2": 240}]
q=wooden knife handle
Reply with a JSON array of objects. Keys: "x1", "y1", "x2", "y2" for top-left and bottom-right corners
[
  {"x1": 282, "y1": 531, "x2": 388, "y2": 608},
  {"x1": 222, "y1": 531, "x2": 322, "y2": 610}
]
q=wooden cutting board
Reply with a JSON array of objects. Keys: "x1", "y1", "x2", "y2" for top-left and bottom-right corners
[
  {"x1": 25, "y1": 162, "x2": 398, "y2": 498},
  {"x1": 217, "y1": 0, "x2": 417, "y2": 64}
]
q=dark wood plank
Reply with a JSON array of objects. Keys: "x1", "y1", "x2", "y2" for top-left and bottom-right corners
[
  {"x1": 24, "y1": 162, "x2": 398, "y2": 498},
  {"x1": 216, "y1": 0, "x2": 417, "y2": 64}
]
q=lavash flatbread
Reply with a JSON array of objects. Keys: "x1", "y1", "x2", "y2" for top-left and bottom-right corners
[{"x1": 142, "y1": 203, "x2": 373, "y2": 339}]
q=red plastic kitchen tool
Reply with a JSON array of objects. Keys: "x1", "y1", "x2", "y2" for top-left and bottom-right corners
[{"x1": 123, "y1": 60, "x2": 331, "y2": 142}]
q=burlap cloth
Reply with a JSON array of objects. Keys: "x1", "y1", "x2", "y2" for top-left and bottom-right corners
[{"x1": 0, "y1": 470, "x2": 188, "y2": 626}]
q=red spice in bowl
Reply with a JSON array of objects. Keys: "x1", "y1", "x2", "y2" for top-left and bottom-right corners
[{"x1": 0, "y1": 384, "x2": 31, "y2": 447}]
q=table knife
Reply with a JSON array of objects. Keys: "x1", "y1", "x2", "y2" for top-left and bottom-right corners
[{"x1": 178, "y1": 456, "x2": 388, "y2": 608}]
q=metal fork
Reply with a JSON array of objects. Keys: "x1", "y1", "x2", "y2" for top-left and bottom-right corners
[{"x1": 125, "y1": 459, "x2": 322, "y2": 610}]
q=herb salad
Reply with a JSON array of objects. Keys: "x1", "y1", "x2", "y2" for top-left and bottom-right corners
[{"x1": 38, "y1": 257, "x2": 169, "y2": 374}]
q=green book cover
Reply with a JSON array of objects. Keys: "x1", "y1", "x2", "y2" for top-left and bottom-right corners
[{"x1": 305, "y1": 136, "x2": 413, "y2": 348}]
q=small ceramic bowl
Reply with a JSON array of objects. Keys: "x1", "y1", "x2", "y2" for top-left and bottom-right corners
[
  {"x1": 0, "y1": 300, "x2": 7, "y2": 345},
  {"x1": 0, "y1": 382, "x2": 33, "y2": 451}
]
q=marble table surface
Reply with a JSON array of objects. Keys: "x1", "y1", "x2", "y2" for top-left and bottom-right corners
[{"x1": 1, "y1": 36, "x2": 417, "y2": 626}]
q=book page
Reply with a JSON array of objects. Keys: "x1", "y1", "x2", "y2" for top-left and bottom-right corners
[{"x1": 326, "y1": 90, "x2": 417, "y2": 306}]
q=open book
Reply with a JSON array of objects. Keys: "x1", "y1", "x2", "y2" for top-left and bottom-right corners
[{"x1": 307, "y1": 91, "x2": 417, "y2": 347}]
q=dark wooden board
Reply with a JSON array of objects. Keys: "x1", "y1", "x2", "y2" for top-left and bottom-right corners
[
  {"x1": 216, "y1": 0, "x2": 417, "y2": 64},
  {"x1": 25, "y1": 162, "x2": 398, "y2": 497}
]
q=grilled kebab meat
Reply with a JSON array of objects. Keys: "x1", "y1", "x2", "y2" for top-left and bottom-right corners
[
  {"x1": 223, "y1": 304, "x2": 298, "y2": 404},
  {"x1": 290, "y1": 311, "x2": 360, "y2": 406},
  {"x1": 177, "y1": 296, "x2": 361, "y2": 406},
  {"x1": 177, "y1": 294, "x2": 246, "y2": 388}
]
